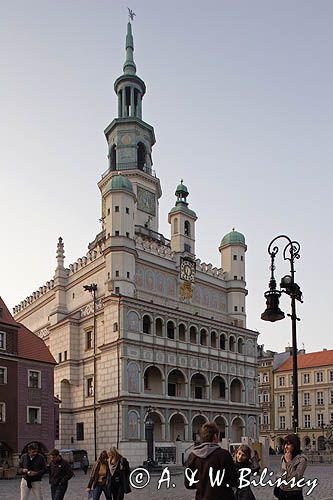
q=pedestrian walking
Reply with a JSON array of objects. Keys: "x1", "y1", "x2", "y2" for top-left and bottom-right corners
[
  {"x1": 81, "y1": 455, "x2": 90, "y2": 475},
  {"x1": 184, "y1": 421, "x2": 238, "y2": 500},
  {"x1": 106, "y1": 447, "x2": 131, "y2": 500},
  {"x1": 18, "y1": 443, "x2": 47, "y2": 500},
  {"x1": 234, "y1": 444, "x2": 256, "y2": 500},
  {"x1": 274, "y1": 434, "x2": 307, "y2": 500},
  {"x1": 48, "y1": 449, "x2": 74, "y2": 500},
  {"x1": 86, "y1": 450, "x2": 110, "y2": 500}
]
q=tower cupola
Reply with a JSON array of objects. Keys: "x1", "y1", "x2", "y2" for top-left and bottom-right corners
[{"x1": 168, "y1": 180, "x2": 197, "y2": 256}]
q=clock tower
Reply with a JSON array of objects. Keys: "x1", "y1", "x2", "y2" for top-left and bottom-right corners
[{"x1": 98, "y1": 20, "x2": 162, "y2": 233}]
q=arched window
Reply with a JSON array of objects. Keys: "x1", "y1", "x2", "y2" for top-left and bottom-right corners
[
  {"x1": 220, "y1": 334, "x2": 226, "y2": 350},
  {"x1": 210, "y1": 331, "x2": 217, "y2": 348},
  {"x1": 143, "y1": 315, "x2": 151, "y2": 334},
  {"x1": 178, "y1": 323, "x2": 186, "y2": 342},
  {"x1": 229, "y1": 336, "x2": 235, "y2": 352},
  {"x1": 184, "y1": 220, "x2": 191, "y2": 236},
  {"x1": 190, "y1": 326, "x2": 197, "y2": 344},
  {"x1": 173, "y1": 218, "x2": 178, "y2": 234},
  {"x1": 167, "y1": 321, "x2": 175, "y2": 339},
  {"x1": 137, "y1": 142, "x2": 146, "y2": 170},
  {"x1": 238, "y1": 338, "x2": 243, "y2": 354},
  {"x1": 110, "y1": 145, "x2": 116, "y2": 170},
  {"x1": 200, "y1": 329, "x2": 207, "y2": 346},
  {"x1": 155, "y1": 318, "x2": 163, "y2": 337}
]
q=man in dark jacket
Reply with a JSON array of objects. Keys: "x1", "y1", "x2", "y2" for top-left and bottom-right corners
[
  {"x1": 185, "y1": 421, "x2": 238, "y2": 500},
  {"x1": 19, "y1": 443, "x2": 47, "y2": 500},
  {"x1": 48, "y1": 449, "x2": 74, "y2": 500}
]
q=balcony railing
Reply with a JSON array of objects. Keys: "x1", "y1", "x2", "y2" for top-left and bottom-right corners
[{"x1": 101, "y1": 163, "x2": 156, "y2": 179}]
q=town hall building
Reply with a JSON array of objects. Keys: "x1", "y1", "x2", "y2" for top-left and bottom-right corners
[{"x1": 13, "y1": 20, "x2": 259, "y2": 465}]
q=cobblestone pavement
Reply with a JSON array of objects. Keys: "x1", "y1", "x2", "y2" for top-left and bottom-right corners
[{"x1": 1, "y1": 458, "x2": 333, "y2": 500}]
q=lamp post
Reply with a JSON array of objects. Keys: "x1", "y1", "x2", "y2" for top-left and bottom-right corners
[
  {"x1": 261, "y1": 235, "x2": 302, "y2": 434},
  {"x1": 83, "y1": 283, "x2": 98, "y2": 461},
  {"x1": 144, "y1": 406, "x2": 159, "y2": 469}
]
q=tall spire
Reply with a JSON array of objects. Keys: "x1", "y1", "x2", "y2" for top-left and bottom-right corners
[{"x1": 123, "y1": 21, "x2": 136, "y2": 75}]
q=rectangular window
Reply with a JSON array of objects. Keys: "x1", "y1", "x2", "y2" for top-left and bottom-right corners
[
  {"x1": 279, "y1": 416, "x2": 286, "y2": 429},
  {"x1": 263, "y1": 392, "x2": 269, "y2": 403},
  {"x1": 317, "y1": 414, "x2": 324, "y2": 427},
  {"x1": 0, "y1": 367, "x2": 7, "y2": 385},
  {"x1": 127, "y1": 272, "x2": 130, "y2": 278},
  {"x1": 263, "y1": 414, "x2": 269, "y2": 425},
  {"x1": 303, "y1": 373, "x2": 310, "y2": 384},
  {"x1": 290, "y1": 375, "x2": 293, "y2": 386},
  {"x1": 184, "y1": 243, "x2": 191, "y2": 252},
  {"x1": 27, "y1": 406, "x2": 41, "y2": 424},
  {"x1": 279, "y1": 395, "x2": 286, "y2": 408},
  {"x1": 304, "y1": 415, "x2": 311, "y2": 428},
  {"x1": 303, "y1": 393, "x2": 310, "y2": 406},
  {"x1": 126, "y1": 207, "x2": 129, "y2": 214},
  {"x1": 115, "y1": 231, "x2": 120, "y2": 236},
  {"x1": 115, "y1": 270, "x2": 119, "y2": 277},
  {"x1": 115, "y1": 206, "x2": 119, "y2": 212},
  {"x1": 58, "y1": 353, "x2": 62, "y2": 363},
  {"x1": 126, "y1": 232, "x2": 129, "y2": 238},
  {"x1": 330, "y1": 391, "x2": 333, "y2": 405},
  {"x1": 278, "y1": 376, "x2": 285, "y2": 387},
  {"x1": 115, "y1": 287, "x2": 120, "y2": 294},
  {"x1": 64, "y1": 351, "x2": 67, "y2": 361},
  {"x1": 317, "y1": 392, "x2": 324, "y2": 405},
  {"x1": 0, "y1": 332, "x2": 5, "y2": 350},
  {"x1": 330, "y1": 371, "x2": 333, "y2": 382},
  {"x1": 0, "y1": 403, "x2": 5, "y2": 423},
  {"x1": 234, "y1": 306, "x2": 238, "y2": 312},
  {"x1": 86, "y1": 331, "x2": 92, "y2": 350},
  {"x1": 107, "y1": 208, "x2": 110, "y2": 215},
  {"x1": 76, "y1": 422, "x2": 84, "y2": 441},
  {"x1": 316, "y1": 372, "x2": 323, "y2": 383},
  {"x1": 87, "y1": 378, "x2": 94, "y2": 397},
  {"x1": 28, "y1": 370, "x2": 41, "y2": 389},
  {"x1": 234, "y1": 276, "x2": 237, "y2": 280},
  {"x1": 168, "y1": 383, "x2": 176, "y2": 397},
  {"x1": 263, "y1": 373, "x2": 269, "y2": 383}
]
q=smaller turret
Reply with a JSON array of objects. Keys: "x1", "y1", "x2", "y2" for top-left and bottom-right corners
[
  {"x1": 168, "y1": 180, "x2": 197, "y2": 256},
  {"x1": 50, "y1": 237, "x2": 68, "y2": 325}
]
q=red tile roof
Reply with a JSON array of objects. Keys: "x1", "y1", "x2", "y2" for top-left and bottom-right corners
[
  {"x1": 0, "y1": 296, "x2": 56, "y2": 365},
  {"x1": 0, "y1": 296, "x2": 20, "y2": 327},
  {"x1": 276, "y1": 350, "x2": 333, "y2": 371},
  {"x1": 18, "y1": 323, "x2": 56, "y2": 364}
]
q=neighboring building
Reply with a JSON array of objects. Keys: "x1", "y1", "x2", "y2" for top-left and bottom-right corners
[
  {"x1": 0, "y1": 297, "x2": 56, "y2": 465},
  {"x1": 13, "y1": 20, "x2": 259, "y2": 465},
  {"x1": 274, "y1": 349, "x2": 333, "y2": 452}
]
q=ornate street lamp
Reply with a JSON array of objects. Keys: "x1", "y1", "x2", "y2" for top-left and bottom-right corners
[
  {"x1": 144, "y1": 406, "x2": 159, "y2": 469},
  {"x1": 261, "y1": 235, "x2": 303, "y2": 433},
  {"x1": 83, "y1": 283, "x2": 98, "y2": 461}
]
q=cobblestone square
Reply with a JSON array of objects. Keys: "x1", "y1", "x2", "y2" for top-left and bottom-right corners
[{"x1": 1, "y1": 458, "x2": 333, "y2": 500}]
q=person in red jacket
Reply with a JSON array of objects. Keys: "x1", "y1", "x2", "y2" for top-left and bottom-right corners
[{"x1": 185, "y1": 421, "x2": 238, "y2": 500}]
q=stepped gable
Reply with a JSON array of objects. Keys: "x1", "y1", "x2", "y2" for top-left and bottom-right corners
[{"x1": 276, "y1": 349, "x2": 333, "y2": 371}]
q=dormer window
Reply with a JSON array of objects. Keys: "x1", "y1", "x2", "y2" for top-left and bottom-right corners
[{"x1": 0, "y1": 332, "x2": 5, "y2": 350}]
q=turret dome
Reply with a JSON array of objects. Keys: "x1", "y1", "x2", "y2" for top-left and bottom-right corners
[{"x1": 220, "y1": 229, "x2": 246, "y2": 247}]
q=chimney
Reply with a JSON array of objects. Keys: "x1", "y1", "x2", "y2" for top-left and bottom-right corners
[
  {"x1": 285, "y1": 346, "x2": 292, "y2": 353},
  {"x1": 323, "y1": 348, "x2": 327, "y2": 351}
]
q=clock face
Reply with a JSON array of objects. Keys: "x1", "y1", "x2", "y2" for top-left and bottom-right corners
[
  {"x1": 180, "y1": 258, "x2": 196, "y2": 282},
  {"x1": 137, "y1": 186, "x2": 156, "y2": 215}
]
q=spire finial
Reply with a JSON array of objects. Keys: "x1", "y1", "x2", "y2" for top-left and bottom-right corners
[
  {"x1": 123, "y1": 10, "x2": 137, "y2": 75},
  {"x1": 56, "y1": 236, "x2": 65, "y2": 268}
]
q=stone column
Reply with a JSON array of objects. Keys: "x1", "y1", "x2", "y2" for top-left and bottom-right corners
[
  {"x1": 118, "y1": 91, "x2": 122, "y2": 117},
  {"x1": 122, "y1": 87, "x2": 126, "y2": 117},
  {"x1": 137, "y1": 93, "x2": 142, "y2": 118},
  {"x1": 130, "y1": 87, "x2": 134, "y2": 117}
]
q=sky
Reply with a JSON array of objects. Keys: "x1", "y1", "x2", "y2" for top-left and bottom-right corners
[{"x1": 1, "y1": 0, "x2": 332, "y2": 353}]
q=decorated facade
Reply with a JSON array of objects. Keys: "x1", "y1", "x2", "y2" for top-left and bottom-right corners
[{"x1": 13, "y1": 20, "x2": 259, "y2": 465}]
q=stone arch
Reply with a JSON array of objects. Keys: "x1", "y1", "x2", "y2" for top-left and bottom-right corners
[
  {"x1": 145, "y1": 410, "x2": 164, "y2": 441},
  {"x1": 200, "y1": 328, "x2": 207, "y2": 346},
  {"x1": 230, "y1": 378, "x2": 244, "y2": 403},
  {"x1": 220, "y1": 333, "x2": 226, "y2": 350},
  {"x1": 191, "y1": 414, "x2": 208, "y2": 442},
  {"x1": 60, "y1": 379, "x2": 71, "y2": 407},
  {"x1": 169, "y1": 412, "x2": 187, "y2": 441},
  {"x1": 210, "y1": 330, "x2": 217, "y2": 348},
  {"x1": 303, "y1": 436, "x2": 311, "y2": 450},
  {"x1": 167, "y1": 369, "x2": 186, "y2": 397},
  {"x1": 137, "y1": 142, "x2": 146, "y2": 170},
  {"x1": 110, "y1": 144, "x2": 116, "y2": 170},
  {"x1": 173, "y1": 218, "x2": 178, "y2": 234},
  {"x1": 167, "y1": 320, "x2": 176, "y2": 340},
  {"x1": 21, "y1": 441, "x2": 49, "y2": 455},
  {"x1": 184, "y1": 220, "x2": 191, "y2": 236},
  {"x1": 211, "y1": 375, "x2": 226, "y2": 400},
  {"x1": 155, "y1": 317, "x2": 164, "y2": 337},
  {"x1": 189, "y1": 325, "x2": 197, "y2": 344},
  {"x1": 142, "y1": 314, "x2": 152, "y2": 334},
  {"x1": 237, "y1": 337, "x2": 244, "y2": 354},
  {"x1": 318, "y1": 435, "x2": 326, "y2": 451},
  {"x1": 231, "y1": 416, "x2": 245, "y2": 442},
  {"x1": 214, "y1": 415, "x2": 228, "y2": 441},
  {"x1": 190, "y1": 372, "x2": 208, "y2": 399},
  {"x1": 143, "y1": 365, "x2": 163, "y2": 394},
  {"x1": 178, "y1": 323, "x2": 186, "y2": 342}
]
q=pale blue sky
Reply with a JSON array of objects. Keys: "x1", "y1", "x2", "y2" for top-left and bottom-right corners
[{"x1": 1, "y1": 1, "x2": 332, "y2": 353}]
